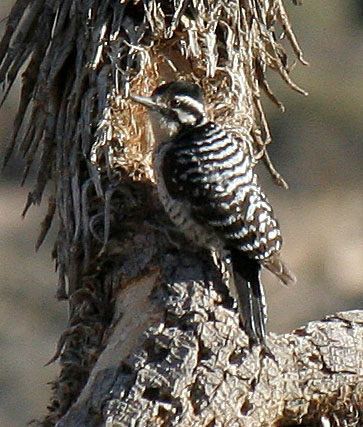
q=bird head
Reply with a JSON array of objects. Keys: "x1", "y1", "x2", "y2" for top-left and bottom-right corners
[{"x1": 130, "y1": 81, "x2": 207, "y2": 138}]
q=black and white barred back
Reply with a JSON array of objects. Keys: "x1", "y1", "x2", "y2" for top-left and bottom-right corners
[
  {"x1": 130, "y1": 81, "x2": 296, "y2": 347},
  {"x1": 161, "y1": 122, "x2": 282, "y2": 260}
]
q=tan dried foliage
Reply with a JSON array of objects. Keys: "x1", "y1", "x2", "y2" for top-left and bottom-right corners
[{"x1": 92, "y1": 0, "x2": 307, "y2": 186}]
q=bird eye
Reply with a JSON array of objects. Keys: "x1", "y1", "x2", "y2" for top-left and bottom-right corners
[{"x1": 171, "y1": 99, "x2": 181, "y2": 108}]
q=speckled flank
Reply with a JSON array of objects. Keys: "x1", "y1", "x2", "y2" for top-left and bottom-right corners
[{"x1": 154, "y1": 122, "x2": 283, "y2": 262}]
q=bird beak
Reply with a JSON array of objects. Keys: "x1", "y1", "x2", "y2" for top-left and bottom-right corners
[{"x1": 129, "y1": 93, "x2": 158, "y2": 110}]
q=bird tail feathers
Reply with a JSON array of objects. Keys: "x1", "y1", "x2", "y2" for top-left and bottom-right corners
[
  {"x1": 229, "y1": 248, "x2": 267, "y2": 347},
  {"x1": 262, "y1": 254, "x2": 297, "y2": 287}
]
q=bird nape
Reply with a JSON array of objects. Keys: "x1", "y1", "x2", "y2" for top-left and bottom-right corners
[{"x1": 130, "y1": 80, "x2": 296, "y2": 349}]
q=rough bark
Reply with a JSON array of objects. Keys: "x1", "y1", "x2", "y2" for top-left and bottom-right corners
[
  {"x1": 0, "y1": 1, "x2": 361, "y2": 426},
  {"x1": 58, "y1": 278, "x2": 363, "y2": 426}
]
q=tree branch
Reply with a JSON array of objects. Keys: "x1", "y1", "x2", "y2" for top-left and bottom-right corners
[
  {"x1": 55, "y1": 249, "x2": 363, "y2": 425},
  {"x1": 1, "y1": 1, "x2": 361, "y2": 426}
]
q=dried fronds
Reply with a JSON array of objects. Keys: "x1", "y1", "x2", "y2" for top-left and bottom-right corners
[
  {"x1": 0, "y1": 1, "x2": 307, "y2": 424},
  {"x1": 92, "y1": 0, "x2": 308, "y2": 187},
  {"x1": 0, "y1": 1, "x2": 307, "y2": 284}
]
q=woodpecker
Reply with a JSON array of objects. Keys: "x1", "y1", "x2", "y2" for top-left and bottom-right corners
[{"x1": 130, "y1": 81, "x2": 296, "y2": 347}]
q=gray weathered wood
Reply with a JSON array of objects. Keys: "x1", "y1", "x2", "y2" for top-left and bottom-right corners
[{"x1": 1, "y1": 1, "x2": 361, "y2": 426}]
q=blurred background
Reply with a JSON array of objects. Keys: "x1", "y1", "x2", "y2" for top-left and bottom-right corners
[{"x1": 0, "y1": 1, "x2": 362, "y2": 425}]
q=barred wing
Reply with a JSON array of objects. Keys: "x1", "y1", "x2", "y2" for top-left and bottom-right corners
[{"x1": 162, "y1": 123, "x2": 282, "y2": 261}]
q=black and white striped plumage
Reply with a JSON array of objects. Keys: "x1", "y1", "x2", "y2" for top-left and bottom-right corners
[{"x1": 130, "y1": 81, "x2": 296, "y2": 347}]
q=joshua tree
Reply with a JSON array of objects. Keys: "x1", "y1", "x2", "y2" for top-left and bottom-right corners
[{"x1": 1, "y1": 1, "x2": 362, "y2": 425}]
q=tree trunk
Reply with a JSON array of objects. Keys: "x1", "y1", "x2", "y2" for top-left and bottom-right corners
[{"x1": 0, "y1": 1, "x2": 361, "y2": 426}]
